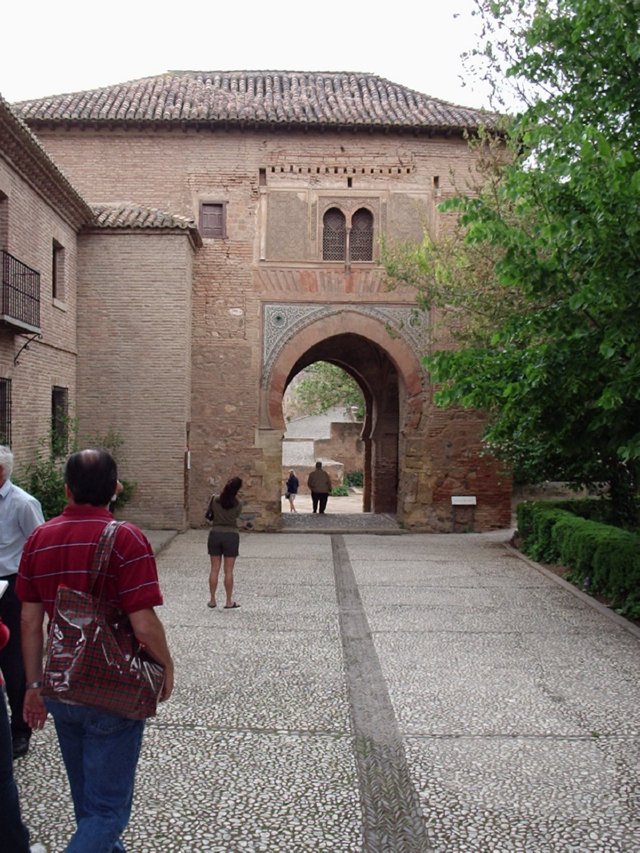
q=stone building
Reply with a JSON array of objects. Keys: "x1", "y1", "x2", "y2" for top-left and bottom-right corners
[
  {"x1": 7, "y1": 71, "x2": 512, "y2": 531},
  {"x1": 1, "y1": 92, "x2": 200, "y2": 529}
]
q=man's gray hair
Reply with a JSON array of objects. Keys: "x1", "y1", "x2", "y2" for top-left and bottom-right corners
[{"x1": 0, "y1": 445, "x2": 14, "y2": 479}]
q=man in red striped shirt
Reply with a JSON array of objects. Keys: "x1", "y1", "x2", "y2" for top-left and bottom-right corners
[{"x1": 16, "y1": 448, "x2": 174, "y2": 853}]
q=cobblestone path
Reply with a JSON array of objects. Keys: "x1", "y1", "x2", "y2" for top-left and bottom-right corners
[{"x1": 16, "y1": 530, "x2": 640, "y2": 852}]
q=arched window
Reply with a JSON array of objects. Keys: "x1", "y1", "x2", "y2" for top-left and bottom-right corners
[
  {"x1": 322, "y1": 208, "x2": 346, "y2": 261},
  {"x1": 350, "y1": 208, "x2": 374, "y2": 261}
]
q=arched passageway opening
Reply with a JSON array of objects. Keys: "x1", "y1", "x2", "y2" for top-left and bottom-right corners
[
  {"x1": 261, "y1": 307, "x2": 426, "y2": 529},
  {"x1": 282, "y1": 362, "x2": 365, "y2": 510},
  {"x1": 284, "y1": 333, "x2": 400, "y2": 514}
]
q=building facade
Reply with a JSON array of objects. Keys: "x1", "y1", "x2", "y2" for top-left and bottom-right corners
[
  {"x1": 0, "y1": 94, "x2": 89, "y2": 472},
  {"x1": 8, "y1": 71, "x2": 512, "y2": 531}
]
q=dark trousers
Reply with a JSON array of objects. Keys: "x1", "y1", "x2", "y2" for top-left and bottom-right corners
[
  {"x1": 0, "y1": 687, "x2": 30, "y2": 851},
  {"x1": 0, "y1": 575, "x2": 30, "y2": 740},
  {"x1": 311, "y1": 492, "x2": 329, "y2": 513}
]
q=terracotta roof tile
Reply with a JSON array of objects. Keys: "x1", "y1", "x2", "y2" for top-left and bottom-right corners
[
  {"x1": 90, "y1": 203, "x2": 202, "y2": 246},
  {"x1": 0, "y1": 92, "x2": 92, "y2": 227},
  {"x1": 14, "y1": 71, "x2": 496, "y2": 133}
]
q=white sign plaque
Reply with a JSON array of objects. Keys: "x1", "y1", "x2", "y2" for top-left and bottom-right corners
[{"x1": 451, "y1": 496, "x2": 477, "y2": 506}]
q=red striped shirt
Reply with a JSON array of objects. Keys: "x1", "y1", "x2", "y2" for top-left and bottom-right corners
[{"x1": 16, "y1": 504, "x2": 163, "y2": 617}]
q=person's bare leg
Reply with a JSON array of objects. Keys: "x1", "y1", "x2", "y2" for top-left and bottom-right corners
[
  {"x1": 209, "y1": 556, "x2": 222, "y2": 607},
  {"x1": 288, "y1": 495, "x2": 296, "y2": 512},
  {"x1": 223, "y1": 556, "x2": 237, "y2": 607}
]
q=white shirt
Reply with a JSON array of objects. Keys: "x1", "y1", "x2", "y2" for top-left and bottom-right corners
[{"x1": 0, "y1": 479, "x2": 45, "y2": 576}]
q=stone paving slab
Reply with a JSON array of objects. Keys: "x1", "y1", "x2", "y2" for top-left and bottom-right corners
[
  {"x1": 15, "y1": 529, "x2": 640, "y2": 852},
  {"x1": 369, "y1": 631, "x2": 589, "y2": 738},
  {"x1": 405, "y1": 735, "x2": 638, "y2": 853},
  {"x1": 159, "y1": 625, "x2": 349, "y2": 733},
  {"x1": 19, "y1": 723, "x2": 362, "y2": 853}
]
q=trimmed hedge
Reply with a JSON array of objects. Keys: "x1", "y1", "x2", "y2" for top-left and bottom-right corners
[{"x1": 516, "y1": 500, "x2": 640, "y2": 620}]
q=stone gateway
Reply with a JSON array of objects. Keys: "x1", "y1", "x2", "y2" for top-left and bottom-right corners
[{"x1": 1, "y1": 72, "x2": 511, "y2": 531}]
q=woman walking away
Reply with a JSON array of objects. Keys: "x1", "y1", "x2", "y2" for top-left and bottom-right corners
[
  {"x1": 286, "y1": 469, "x2": 299, "y2": 513},
  {"x1": 207, "y1": 477, "x2": 243, "y2": 610}
]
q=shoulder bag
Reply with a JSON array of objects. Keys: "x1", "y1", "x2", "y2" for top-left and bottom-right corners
[{"x1": 42, "y1": 520, "x2": 165, "y2": 720}]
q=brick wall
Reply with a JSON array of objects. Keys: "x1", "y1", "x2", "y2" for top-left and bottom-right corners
[
  {"x1": 0, "y1": 156, "x2": 78, "y2": 476},
  {"x1": 33, "y1": 125, "x2": 511, "y2": 531},
  {"x1": 77, "y1": 230, "x2": 194, "y2": 528}
]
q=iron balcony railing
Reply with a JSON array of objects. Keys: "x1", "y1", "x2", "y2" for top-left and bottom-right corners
[{"x1": 1, "y1": 250, "x2": 41, "y2": 332}]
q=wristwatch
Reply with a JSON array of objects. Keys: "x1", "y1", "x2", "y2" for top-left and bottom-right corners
[{"x1": 26, "y1": 681, "x2": 42, "y2": 689}]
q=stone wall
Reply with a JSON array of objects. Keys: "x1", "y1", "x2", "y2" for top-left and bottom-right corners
[{"x1": 314, "y1": 422, "x2": 364, "y2": 477}]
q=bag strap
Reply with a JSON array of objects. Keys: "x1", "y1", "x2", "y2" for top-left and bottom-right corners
[{"x1": 89, "y1": 520, "x2": 122, "y2": 599}]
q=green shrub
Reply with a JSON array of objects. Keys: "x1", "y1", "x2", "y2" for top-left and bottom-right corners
[
  {"x1": 523, "y1": 505, "x2": 567, "y2": 562},
  {"x1": 16, "y1": 428, "x2": 135, "y2": 520},
  {"x1": 17, "y1": 448, "x2": 67, "y2": 521},
  {"x1": 331, "y1": 484, "x2": 350, "y2": 497},
  {"x1": 551, "y1": 498, "x2": 617, "y2": 526},
  {"x1": 516, "y1": 500, "x2": 536, "y2": 539},
  {"x1": 345, "y1": 470, "x2": 363, "y2": 487},
  {"x1": 517, "y1": 498, "x2": 640, "y2": 618},
  {"x1": 621, "y1": 589, "x2": 640, "y2": 620},
  {"x1": 593, "y1": 532, "x2": 640, "y2": 606}
]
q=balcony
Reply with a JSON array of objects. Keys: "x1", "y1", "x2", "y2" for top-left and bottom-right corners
[{"x1": 1, "y1": 251, "x2": 41, "y2": 333}]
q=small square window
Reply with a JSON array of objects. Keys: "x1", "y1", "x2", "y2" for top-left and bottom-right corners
[{"x1": 199, "y1": 202, "x2": 227, "y2": 239}]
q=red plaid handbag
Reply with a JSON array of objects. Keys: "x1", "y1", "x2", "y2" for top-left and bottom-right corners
[{"x1": 42, "y1": 520, "x2": 165, "y2": 720}]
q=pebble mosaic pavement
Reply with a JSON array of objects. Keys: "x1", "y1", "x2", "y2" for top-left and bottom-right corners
[{"x1": 14, "y1": 520, "x2": 640, "y2": 853}]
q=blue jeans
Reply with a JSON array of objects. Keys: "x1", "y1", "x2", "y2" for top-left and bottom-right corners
[
  {"x1": 0, "y1": 687, "x2": 30, "y2": 852},
  {"x1": 46, "y1": 700, "x2": 145, "y2": 853}
]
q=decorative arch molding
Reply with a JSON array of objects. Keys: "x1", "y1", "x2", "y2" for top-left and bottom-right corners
[
  {"x1": 262, "y1": 302, "x2": 428, "y2": 385},
  {"x1": 318, "y1": 198, "x2": 378, "y2": 220},
  {"x1": 262, "y1": 302, "x2": 428, "y2": 429}
]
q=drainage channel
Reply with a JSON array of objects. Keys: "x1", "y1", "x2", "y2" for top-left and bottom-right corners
[{"x1": 331, "y1": 534, "x2": 434, "y2": 853}]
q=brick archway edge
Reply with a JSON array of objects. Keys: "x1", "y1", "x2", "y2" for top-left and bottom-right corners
[{"x1": 265, "y1": 310, "x2": 425, "y2": 430}]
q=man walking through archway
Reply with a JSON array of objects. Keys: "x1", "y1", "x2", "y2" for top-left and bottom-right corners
[{"x1": 307, "y1": 461, "x2": 332, "y2": 514}]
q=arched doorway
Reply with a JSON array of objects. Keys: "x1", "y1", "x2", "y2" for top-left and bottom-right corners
[
  {"x1": 286, "y1": 335, "x2": 398, "y2": 513},
  {"x1": 261, "y1": 307, "x2": 426, "y2": 524}
]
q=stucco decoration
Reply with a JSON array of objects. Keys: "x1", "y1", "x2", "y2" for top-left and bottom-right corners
[{"x1": 262, "y1": 302, "x2": 429, "y2": 385}]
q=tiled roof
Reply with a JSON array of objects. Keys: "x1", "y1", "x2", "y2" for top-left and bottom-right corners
[
  {"x1": 90, "y1": 203, "x2": 202, "y2": 246},
  {"x1": 0, "y1": 92, "x2": 92, "y2": 228},
  {"x1": 15, "y1": 71, "x2": 496, "y2": 133}
]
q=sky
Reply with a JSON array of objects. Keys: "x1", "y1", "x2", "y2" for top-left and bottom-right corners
[{"x1": 1, "y1": 0, "x2": 494, "y2": 109}]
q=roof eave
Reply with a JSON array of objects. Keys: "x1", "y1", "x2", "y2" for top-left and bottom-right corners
[
  {"x1": 23, "y1": 116, "x2": 492, "y2": 138},
  {"x1": 0, "y1": 100, "x2": 93, "y2": 229}
]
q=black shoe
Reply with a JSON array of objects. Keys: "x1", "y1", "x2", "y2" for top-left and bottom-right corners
[{"x1": 12, "y1": 735, "x2": 30, "y2": 760}]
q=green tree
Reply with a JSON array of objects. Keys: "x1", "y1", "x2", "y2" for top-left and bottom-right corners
[
  {"x1": 385, "y1": 0, "x2": 640, "y2": 526},
  {"x1": 292, "y1": 362, "x2": 364, "y2": 418}
]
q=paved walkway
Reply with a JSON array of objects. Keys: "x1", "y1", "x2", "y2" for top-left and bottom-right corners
[
  {"x1": 15, "y1": 529, "x2": 640, "y2": 852},
  {"x1": 280, "y1": 492, "x2": 401, "y2": 533}
]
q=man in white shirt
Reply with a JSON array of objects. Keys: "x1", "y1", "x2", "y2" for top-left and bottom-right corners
[{"x1": 0, "y1": 445, "x2": 44, "y2": 759}]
